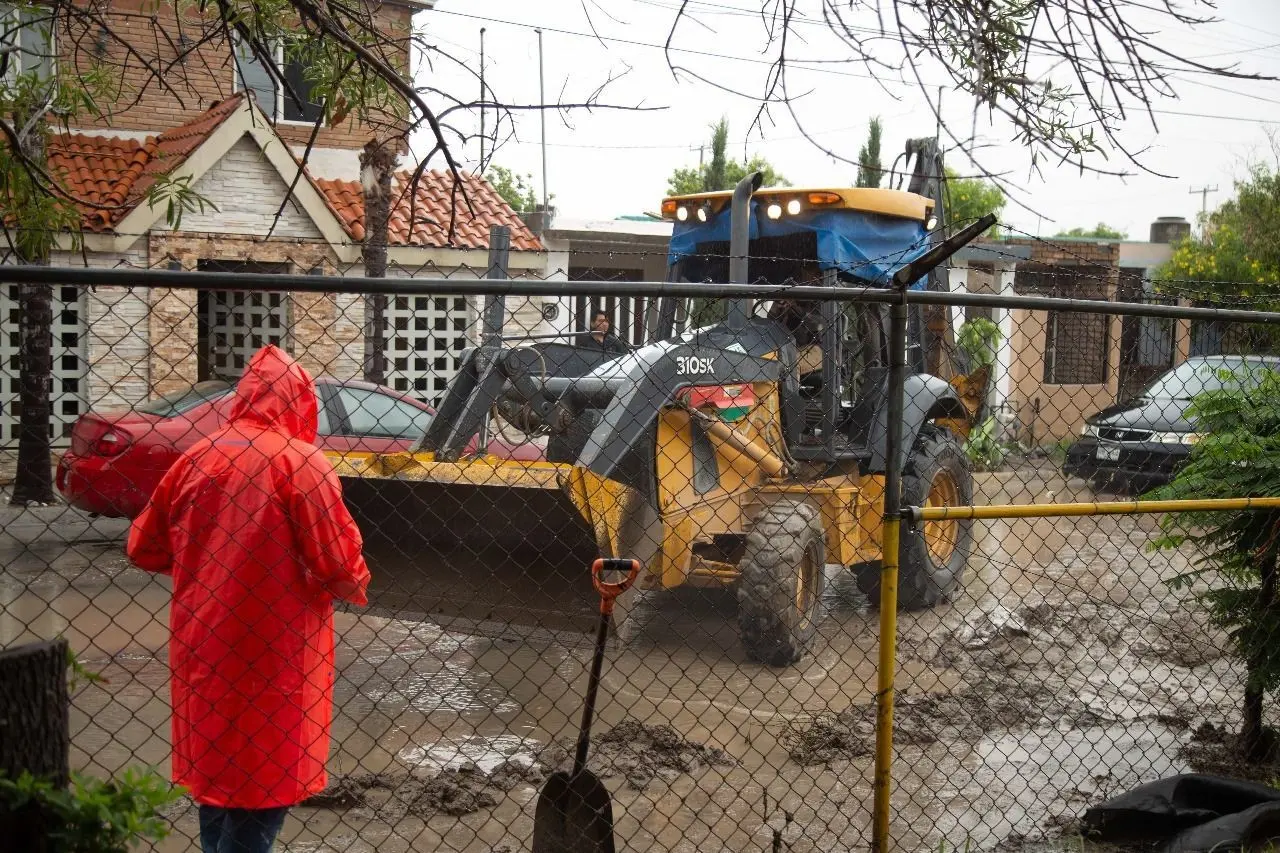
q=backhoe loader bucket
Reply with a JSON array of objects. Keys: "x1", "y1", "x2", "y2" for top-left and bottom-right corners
[{"x1": 337, "y1": 454, "x2": 605, "y2": 633}]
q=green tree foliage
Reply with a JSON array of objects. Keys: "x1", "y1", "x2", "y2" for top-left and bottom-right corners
[
  {"x1": 1054, "y1": 223, "x2": 1128, "y2": 239},
  {"x1": 1150, "y1": 366, "x2": 1280, "y2": 759},
  {"x1": 666, "y1": 117, "x2": 788, "y2": 195},
  {"x1": 1158, "y1": 163, "x2": 1280, "y2": 299},
  {"x1": 957, "y1": 317, "x2": 1002, "y2": 370},
  {"x1": 856, "y1": 117, "x2": 883, "y2": 188},
  {"x1": 2, "y1": 5, "x2": 207, "y2": 505},
  {"x1": 486, "y1": 165, "x2": 539, "y2": 213},
  {"x1": 943, "y1": 167, "x2": 1005, "y2": 235}
]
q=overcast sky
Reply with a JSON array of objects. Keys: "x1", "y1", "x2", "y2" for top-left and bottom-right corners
[{"x1": 411, "y1": 0, "x2": 1280, "y2": 240}]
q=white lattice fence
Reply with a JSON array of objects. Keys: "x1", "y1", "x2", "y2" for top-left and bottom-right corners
[
  {"x1": 383, "y1": 293, "x2": 476, "y2": 406},
  {"x1": 0, "y1": 283, "x2": 88, "y2": 449}
]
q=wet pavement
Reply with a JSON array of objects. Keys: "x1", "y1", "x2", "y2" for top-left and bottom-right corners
[{"x1": 0, "y1": 468, "x2": 1244, "y2": 851}]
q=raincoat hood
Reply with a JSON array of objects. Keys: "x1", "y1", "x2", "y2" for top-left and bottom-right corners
[{"x1": 228, "y1": 345, "x2": 318, "y2": 443}]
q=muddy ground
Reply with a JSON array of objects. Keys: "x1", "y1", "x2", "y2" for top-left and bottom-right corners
[{"x1": 0, "y1": 466, "x2": 1257, "y2": 851}]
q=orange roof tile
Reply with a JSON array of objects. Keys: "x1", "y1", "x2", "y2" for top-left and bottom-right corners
[
  {"x1": 316, "y1": 170, "x2": 543, "y2": 251},
  {"x1": 45, "y1": 94, "x2": 246, "y2": 231},
  {"x1": 37, "y1": 95, "x2": 539, "y2": 252}
]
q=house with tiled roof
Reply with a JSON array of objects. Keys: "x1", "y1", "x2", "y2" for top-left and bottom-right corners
[{"x1": 1, "y1": 1, "x2": 549, "y2": 450}]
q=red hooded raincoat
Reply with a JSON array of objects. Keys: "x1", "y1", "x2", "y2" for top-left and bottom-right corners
[{"x1": 127, "y1": 345, "x2": 370, "y2": 808}]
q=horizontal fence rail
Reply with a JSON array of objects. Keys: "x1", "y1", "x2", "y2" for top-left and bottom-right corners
[
  {"x1": 907, "y1": 497, "x2": 1280, "y2": 522},
  {"x1": 4, "y1": 263, "x2": 1280, "y2": 323}
]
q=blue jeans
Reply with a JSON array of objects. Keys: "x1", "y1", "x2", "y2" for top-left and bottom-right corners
[{"x1": 198, "y1": 805, "x2": 289, "y2": 853}]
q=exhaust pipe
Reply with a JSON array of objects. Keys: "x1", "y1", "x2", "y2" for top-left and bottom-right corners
[{"x1": 725, "y1": 170, "x2": 764, "y2": 332}]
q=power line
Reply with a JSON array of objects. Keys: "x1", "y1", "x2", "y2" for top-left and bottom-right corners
[
  {"x1": 1191, "y1": 40, "x2": 1280, "y2": 60},
  {"x1": 1174, "y1": 76, "x2": 1280, "y2": 108},
  {"x1": 632, "y1": 0, "x2": 1280, "y2": 65},
  {"x1": 427, "y1": 7, "x2": 887, "y2": 82},
  {"x1": 1151, "y1": 107, "x2": 1279, "y2": 123},
  {"x1": 431, "y1": 10, "x2": 1278, "y2": 128}
]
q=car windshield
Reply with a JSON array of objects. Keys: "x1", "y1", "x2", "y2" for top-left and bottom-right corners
[
  {"x1": 1142, "y1": 358, "x2": 1280, "y2": 400},
  {"x1": 135, "y1": 380, "x2": 234, "y2": 417}
]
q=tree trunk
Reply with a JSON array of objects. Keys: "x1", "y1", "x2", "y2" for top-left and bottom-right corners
[
  {"x1": 1244, "y1": 542, "x2": 1279, "y2": 761},
  {"x1": 0, "y1": 638, "x2": 70, "y2": 853},
  {"x1": 11, "y1": 271, "x2": 55, "y2": 506},
  {"x1": 1243, "y1": 682, "x2": 1266, "y2": 761},
  {"x1": 10, "y1": 122, "x2": 56, "y2": 506},
  {"x1": 360, "y1": 139, "x2": 396, "y2": 387}
]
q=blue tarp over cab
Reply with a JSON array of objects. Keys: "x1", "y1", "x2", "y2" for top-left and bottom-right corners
[{"x1": 667, "y1": 200, "x2": 934, "y2": 288}]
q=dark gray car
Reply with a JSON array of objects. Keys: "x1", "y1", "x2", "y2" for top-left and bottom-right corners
[{"x1": 1063, "y1": 355, "x2": 1280, "y2": 493}]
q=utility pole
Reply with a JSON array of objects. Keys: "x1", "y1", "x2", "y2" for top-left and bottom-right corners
[
  {"x1": 478, "y1": 27, "x2": 486, "y2": 168},
  {"x1": 693, "y1": 143, "x2": 705, "y2": 168},
  {"x1": 535, "y1": 28, "x2": 549, "y2": 214},
  {"x1": 1190, "y1": 184, "x2": 1219, "y2": 220}
]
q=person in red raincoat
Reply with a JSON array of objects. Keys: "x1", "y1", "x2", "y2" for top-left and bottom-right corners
[{"x1": 127, "y1": 344, "x2": 370, "y2": 853}]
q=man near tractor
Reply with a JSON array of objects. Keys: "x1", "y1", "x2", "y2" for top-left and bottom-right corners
[
  {"x1": 576, "y1": 309, "x2": 630, "y2": 354},
  {"x1": 126, "y1": 344, "x2": 370, "y2": 852}
]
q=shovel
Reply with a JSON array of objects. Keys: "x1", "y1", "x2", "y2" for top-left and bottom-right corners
[{"x1": 532, "y1": 557, "x2": 640, "y2": 853}]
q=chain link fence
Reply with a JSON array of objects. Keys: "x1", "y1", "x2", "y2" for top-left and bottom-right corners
[{"x1": 3, "y1": 248, "x2": 1280, "y2": 852}]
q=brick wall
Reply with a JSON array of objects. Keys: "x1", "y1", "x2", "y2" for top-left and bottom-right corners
[
  {"x1": 147, "y1": 234, "x2": 338, "y2": 392},
  {"x1": 1004, "y1": 237, "x2": 1121, "y2": 278},
  {"x1": 181, "y1": 137, "x2": 324, "y2": 239},
  {"x1": 1001, "y1": 238, "x2": 1123, "y2": 441},
  {"x1": 62, "y1": 0, "x2": 413, "y2": 150}
]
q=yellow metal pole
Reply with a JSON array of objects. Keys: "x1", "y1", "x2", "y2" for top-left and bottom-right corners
[
  {"x1": 873, "y1": 296, "x2": 909, "y2": 853},
  {"x1": 913, "y1": 496, "x2": 1280, "y2": 522},
  {"x1": 873, "y1": 514, "x2": 900, "y2": 850}
]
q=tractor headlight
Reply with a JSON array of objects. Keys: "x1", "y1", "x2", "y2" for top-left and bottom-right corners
[
  {"x1": 696, "y1": 205, "x2": 708, "y2": 222},
  {"x1": 786, "y1": 198, "x2": 802, "y2": 215},
  {"x1": 926, "y1": 216, "x2": 939, "y2": 231},
  {"x1": 766, "y1": 202, "x2": 783, "y2": 219},
  {"x1": 676, "y1": 206, "x2": 689, "y2": 222}
]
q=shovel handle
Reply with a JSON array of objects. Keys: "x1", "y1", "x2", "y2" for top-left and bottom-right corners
[{"x1": 592, "y1": 558, "x2": 640, "y2": 616}]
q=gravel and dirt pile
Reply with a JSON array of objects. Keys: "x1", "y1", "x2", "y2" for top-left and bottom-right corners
[
  {"x1": 303, "y1": 761, "x2": 543, "y2": 820},
  {"x1": 537, "y1": 719, "x2": 735, "y2": 790},
  {"x1": 305, "y1": 720, "x2": 734, "y2": 820},
  {"x1": 1180, "y1": 721, "x2": 1280, "y2": 785},
  {"x1": 788, "y1": 597, "x2": 1214, "y2": 766}
]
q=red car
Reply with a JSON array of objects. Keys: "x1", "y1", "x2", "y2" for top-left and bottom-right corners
[{"x1": 57, "y1": 377, "x2": 543, "y2": 518}]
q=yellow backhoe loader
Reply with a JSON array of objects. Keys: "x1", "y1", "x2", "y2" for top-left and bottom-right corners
[{"x1": 335, "y1": 138, "x2": 991, "y2": 665}]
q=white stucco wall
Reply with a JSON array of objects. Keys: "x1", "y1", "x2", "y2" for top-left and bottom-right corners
[{"x1": 178, "y1": 136, "x2": 323, "y2": 240}]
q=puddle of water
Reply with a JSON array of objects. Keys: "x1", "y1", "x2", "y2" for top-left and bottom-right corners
[
  {"x1": 909, "y1": 721, "x2": 1190, "y2": 851},
  {"x1": 0, "y1": 568, "x2": 171, "y2": 658},
  {"x1": 397, "y1": 733, "x2": 541, "y2": 774}
]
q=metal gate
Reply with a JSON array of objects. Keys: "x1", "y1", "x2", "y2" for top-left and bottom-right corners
[{"x1": 0, "y1": 282, "x2": 88, "y2": 448}]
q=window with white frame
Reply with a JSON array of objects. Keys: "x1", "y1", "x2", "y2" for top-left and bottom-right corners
[
  {"x1": 0, "y1": 4, "x2": 55, "y2": 83},
  {"x1": 232, "y1": 37, "x2": 323, "y2": 124}
]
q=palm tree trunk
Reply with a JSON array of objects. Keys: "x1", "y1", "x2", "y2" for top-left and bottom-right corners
[
  {"x1": 9, "y1": 121, "x2": 56, "y2": 506},
  {"x1": 11, "y1": 274, "x2": 55, "y2": 505},
  {"x1": 360, "y1": 139, "x2": 395, "y2": 386}
]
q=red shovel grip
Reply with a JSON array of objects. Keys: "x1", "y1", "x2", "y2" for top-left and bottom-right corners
[{"x1": 592, "y1": 558, "x2": 641, "y2": 615}]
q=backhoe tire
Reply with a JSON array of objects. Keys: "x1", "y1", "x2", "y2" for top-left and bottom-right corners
[
  {"x1": 737, "y1": 499, "x2": 827, "y2": 667},
  {"x1": 858, "y1": 424, "x2": 973, "y2": 610}
]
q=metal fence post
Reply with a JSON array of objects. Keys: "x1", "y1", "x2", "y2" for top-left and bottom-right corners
[
  {"x1": 478, "y1": 225, "x2": 511, "y2": 453},
  {"x1": 873, "y1": 290, "x2": 909, "y2": 853}
]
